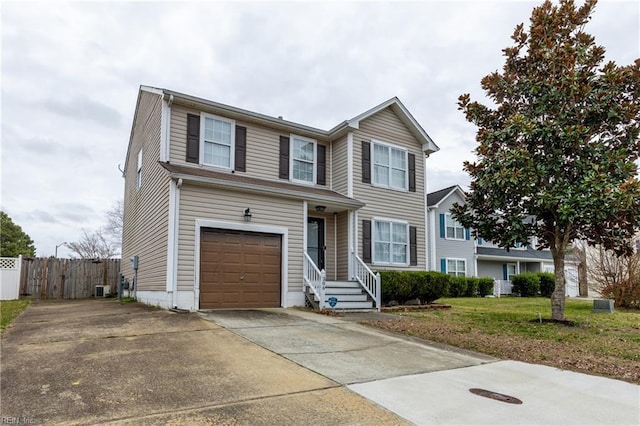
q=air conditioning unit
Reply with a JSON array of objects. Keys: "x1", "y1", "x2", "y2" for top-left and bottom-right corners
[{"x1": 95, "y1": 285, "x2": 111, "y2": 298}]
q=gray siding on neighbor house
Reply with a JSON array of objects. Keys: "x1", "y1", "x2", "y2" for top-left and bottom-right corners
[
  {"x1": 430, "y1": 191, "x2": 476, "y2": 276},
  {"x1": 477, "y1": 261, "x2": 505, "y2": 280},
  {"x1": 169, "y1": 104, "x2": 331, "y2": 188},
  {"x1": 176, "y1": 184, "x2": 304, "y2": 294},
  {"x1": 352, "y1": 107, "x2": 427, "y2": 271},
  {"x1": 122, "y1": 89, "x2": 170, "y2": 291}
]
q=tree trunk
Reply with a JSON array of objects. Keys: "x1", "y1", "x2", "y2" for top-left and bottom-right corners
[{"x1": 550, "y1": 246, "x2": 566, "y2": 321}]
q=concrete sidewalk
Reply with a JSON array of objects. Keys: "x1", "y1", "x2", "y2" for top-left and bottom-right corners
[{"x1": 0, "y1": 300, "x2": 406, "y2": 425}]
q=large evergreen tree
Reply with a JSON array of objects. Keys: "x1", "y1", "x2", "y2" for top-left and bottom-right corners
[
  {"x1": 453, "y1": 0, "x2": 640, "y2": 320},
  {"x1": 0, "y1": 211, "x2": 36, "y2": 257}
]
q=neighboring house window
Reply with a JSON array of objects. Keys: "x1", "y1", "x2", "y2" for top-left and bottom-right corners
[
  {"x1": 505, "y1": 263, "x2": 517, "y2": 281},
  {"x1": 136, "y1": 148, "x2": 142, "y2": 190},
  {"x1": 291, "y1": 136, "x2": 316, "y2": 183},
  {"x1": 446, "y1": 258, "x2": 466, "y2": 277},
  {"x1": 372, "y1": 141, "x2": 407, "y2": 190},
  {"x1": 373, "y1": 219, "x2": 408, "y2": 265},
  {"x1": 445, "y1": 214, "x2": 465, "y2": 240},
  {"x1": 201, "y1": 113, "x2": 235, "y2": 169}
]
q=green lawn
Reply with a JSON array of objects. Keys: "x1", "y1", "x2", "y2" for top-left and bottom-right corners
[
  {"x1": 365, "y1": 297, "x2": 640, "y2": 384},
  {"x1": 1, "y1": 299, "x2": 30, "y2": 332}
]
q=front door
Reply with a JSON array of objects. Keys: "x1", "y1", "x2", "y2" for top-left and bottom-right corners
[{"x1": 307, "y1": 217, "x2": 325, "y2": 270}]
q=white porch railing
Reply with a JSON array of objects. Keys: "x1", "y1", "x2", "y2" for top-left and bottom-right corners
[
  {"x1": 303, "y1": 252, "x2": 326, "y2": 310},
  {"x1": 494, "y1": 280, "x2": 513, "y2": 297},
  {"x1": 352, "y1": 253, "x2": 381, "y2": 311}
]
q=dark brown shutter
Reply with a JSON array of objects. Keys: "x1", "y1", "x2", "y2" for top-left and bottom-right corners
[
  {"x1": 186, "y1": 114, "x2": 200, "y2": 163},
  {"x1": 409, "y1": 226, "x2": 417, "y2": 266},
  {"x1": 363, "y1": 219, "x2": 372, "y2": 263},
  {"x1": 234, "y1": 125, "x2": 247, "y2": 172},
  {"x1": 408, "y1": 153, "x2": 416, "y2": 192},
  {"x1": 317, "y1": 144, "x2": 326, "y2": 185},
  {"x1": 279, "y1": 136, "x2": 290, "y2": 179},
  {"x1": 362, "y1": 141, "x2": 371, "y2": 183}
]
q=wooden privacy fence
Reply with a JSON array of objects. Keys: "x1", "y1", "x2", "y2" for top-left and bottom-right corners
[{"x1": 20, "y1": 258, "x2": 121, "y2": 300}]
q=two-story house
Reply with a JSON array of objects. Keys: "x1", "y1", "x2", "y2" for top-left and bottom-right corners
[
  {"x1": 121, "y1": 86, "x2": 439, "y2": 311},
  {"x1": 427, "y1": 185, "x2": 580, "y2": 296}
]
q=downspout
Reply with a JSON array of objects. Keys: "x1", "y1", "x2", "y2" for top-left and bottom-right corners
[
  {"x1": 172, "y1": 178, "x2": 182, "y2": 308},
  {"x1": 334, "y1": 212, "x2": 337, "y2": 281}
]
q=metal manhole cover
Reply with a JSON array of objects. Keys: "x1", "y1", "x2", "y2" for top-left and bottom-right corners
[{"x1": 469, "y1": 388, "x2": 523, "y2": 405}]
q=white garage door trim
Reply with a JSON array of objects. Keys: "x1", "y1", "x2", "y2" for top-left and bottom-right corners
[{"x1": 194, "y1": 219, "x2": 289, "y2": 310}]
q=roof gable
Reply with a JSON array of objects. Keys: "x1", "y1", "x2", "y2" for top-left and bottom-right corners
[{"x1": 427, "y1": 185, "x2": 465, "y2": 208}]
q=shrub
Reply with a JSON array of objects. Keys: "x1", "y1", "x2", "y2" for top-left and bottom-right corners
[
  {"x1": 511, "y1": 273, "x2": 540, "y2": 297},
  {"x1": 419, "y1": 272, "x2": 450, "y2": 303},
  {"x1": 379, "y1": 271, "x2": 449, "y2": 305},
  {"x1": 537, "y1": 272, "x2": 555, "y2": 297},
  {"x1": 477, "y1": 277, "x2": 495, "y2": 297},
  {"x1": 601, "y1": 278, "x2": 640, "y2": 309},
  {"x1": 448, "y1": 276, "x2": 468, "y2": 297},
  {"x1": 465, "y1": 277, "x2": 480, "y2": 297}
]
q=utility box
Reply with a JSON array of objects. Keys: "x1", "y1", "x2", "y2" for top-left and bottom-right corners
[{"x1": 593, "y1": 299, "x2": 614, "y2": 313}]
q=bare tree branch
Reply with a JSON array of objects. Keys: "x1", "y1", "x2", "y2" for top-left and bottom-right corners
[{"x1": 67, "y1": 228, "x2": 119, "y2": 259}]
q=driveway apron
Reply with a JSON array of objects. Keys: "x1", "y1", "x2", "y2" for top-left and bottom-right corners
[{"x1": 199, "y1": 308, "x2": 493, "y2": 385}]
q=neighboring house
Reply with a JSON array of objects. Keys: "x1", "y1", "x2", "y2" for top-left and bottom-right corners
[
  {"x1": 426, "y1": 185, "x2": 476, "y2": 277},
  {"x1": 121, "y1": 86, "x2": 439, "y2": 311},
  {"x1": 427, "y1": 185, "x2": 579, "y2": 296}
]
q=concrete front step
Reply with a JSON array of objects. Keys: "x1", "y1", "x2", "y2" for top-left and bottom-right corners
[
  {"x1": 325, "y1": 300, "x2": 374, "y2": 310},
  {"x1": 315, "y1": 293, "x2": 369, "y2": 303},
  {"x1": 325, "y1": 280, "x2": 361, "y2": 288}
]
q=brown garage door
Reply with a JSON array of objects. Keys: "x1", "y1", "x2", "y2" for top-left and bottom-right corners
[{"x1": 200, "y1": 228, "x2": 282, "y2": 309}]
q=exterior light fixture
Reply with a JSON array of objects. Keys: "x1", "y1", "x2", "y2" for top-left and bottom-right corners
[
  {"x1": 244, "y1": 208, "x2": 252, "y2": 222},
  {"x1": 315, "y1": 205, "x2": 326, "y2": 212}
]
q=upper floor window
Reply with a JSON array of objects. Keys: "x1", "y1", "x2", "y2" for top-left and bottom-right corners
[
  {"x1": 136, "y1": 148, "x2": 143, "y2": 190},
  {"x1": 201, "y1": 113, "x2": 235, "y2": 169},
  {"x1": 373, "y1": 219, "x2": 408, "y2": 265},
  {"x1": 372, "y1": 141, "x2": 407, "y2": 190},
  {"x1": 445, "y1": 214, "x2": 465, "y2": 240},
  {"x1": 447, "y1": 258, "x2": 466, "y2": 277},
  {"x1": 291, "y1": 135, "x2": 316, "y2": 184}
]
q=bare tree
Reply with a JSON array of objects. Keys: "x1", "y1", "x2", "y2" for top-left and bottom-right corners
[
  {"x1": 104, "y1": 199, "x2": 123, "y2": 249},
  {"x1": 67, "y1": 228, "x2": 119, "y2": 259}
]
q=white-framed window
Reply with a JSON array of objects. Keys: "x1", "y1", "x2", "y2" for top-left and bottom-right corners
[
  {"x1": 372, "y1": 141, "x2": 407, "y2": 191},
  {"x1": 290, "y1": 135, "x2": 316, "y2": 184},
  {"x1": 201, "y1": 113, "x2": 235, "y2": 169},
  {"x1": 136, "y1": 148, "x2": 143, "y2": 190},
  {"x1": 445, "y1": 214, "x2": 465, "y2": 240},
  {"x1": 506, "y1": 263, "x2": 517, "y2": 281},
  {"x1": 373, "y1": 219, "x2": 408, "y2": 265},
  {"x1": 446, "y1": 258, "x2": 466, "y2": 277}
]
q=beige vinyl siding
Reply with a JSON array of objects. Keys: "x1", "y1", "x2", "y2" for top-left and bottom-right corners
[
  {"x1": 177, "y1": 184, "x2": 304, "y2": 293},
  {"x1": 122, "y1": 90, "x2": 170, "y2": 291},
  {"x1": 170, "y1": 105, "x2": 330, "y2": 187},
  {"x1": 336, "y1": 211, "x2": 349, "y2": 280},
  {"x1": 331, "y1": 135, "x2": 348, "y2": 195},
  {"x1": 353, "y1": 107, "x2": 427, "y2": 270}
]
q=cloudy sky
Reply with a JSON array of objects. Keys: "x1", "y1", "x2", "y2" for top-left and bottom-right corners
[{"x1": 1, "y1": 0, "x2": 638, "y2": 257}]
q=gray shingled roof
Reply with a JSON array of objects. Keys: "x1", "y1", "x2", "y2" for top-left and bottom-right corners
[
  {"x1": 427, "y1": 185, "x2": 458, "y2": 207},
  {"x1": 477, "y1": 246, "x2": 553, "y2": 260}
]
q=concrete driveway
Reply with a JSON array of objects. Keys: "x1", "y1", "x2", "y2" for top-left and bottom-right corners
[
  {"x1": 3, "y1": 301, "x2": 638, "y2": 425},
  {"x1": 0, "y1": 300, "x2": 406, "y2": 425}
]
